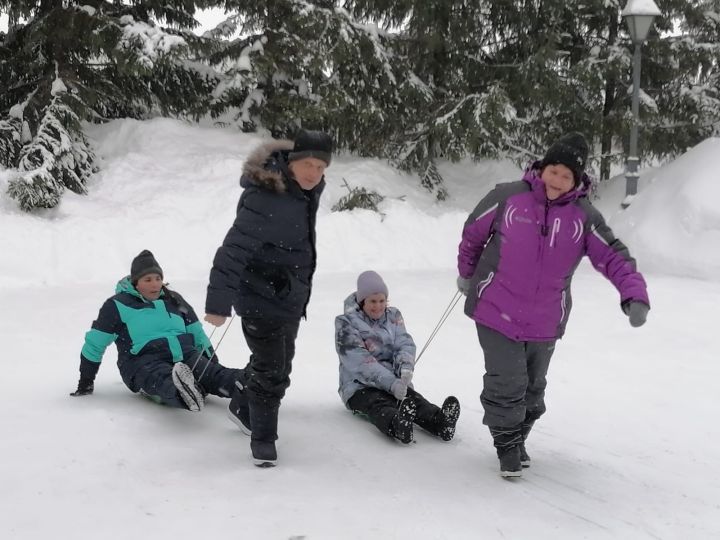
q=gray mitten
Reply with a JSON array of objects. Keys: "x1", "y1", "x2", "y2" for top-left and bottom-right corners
[
  {"x1": 400, "y1": 368, "x2": 413, "y2": 386},
  {"x1": 456, "y1": 276, "x2": 471, "y2": 296},
  {"x1": 625, "y1": 301, "x2": 649, "y2": 328},
  {"x1": 390, "y1": 380, "x2": 408, "y2": 400}
]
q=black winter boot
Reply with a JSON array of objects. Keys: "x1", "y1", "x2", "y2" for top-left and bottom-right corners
[
  {"x1": 250, "y1": 440, "x2": 277, "y2": 468},
  {"x1": 518, "y1": 444, "x2": 530, "y2": 468},
  {"x1": 489, "y1": 425, "x2": 523, "y2": 478},
  {"x1": 438, "y1": 396, "x2": 461, "y2": 441},
  {"x1": 519, "y1": 419, "x2": 536, "y2": 468},
  {"x1": 390, "y1": 399, "x2": 417, "y2": 444},
  {"x1": 228, "y1": 381, "x2": 251, "y2": 435},
  {"x1": 498, "y1": 445, "x2": 522, "y2": 477},
  {"x1": 249, "y1": 400, "x2": 279, "y2": 467}
]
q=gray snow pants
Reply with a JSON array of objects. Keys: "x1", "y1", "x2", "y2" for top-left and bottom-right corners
[{"x1": 476, "y1": 324, "x2": 556, "y2": 428}]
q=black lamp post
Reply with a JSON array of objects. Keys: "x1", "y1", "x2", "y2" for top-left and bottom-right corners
[{"x1": 621, "y1": 0, "x2": 661, "y2": 208}]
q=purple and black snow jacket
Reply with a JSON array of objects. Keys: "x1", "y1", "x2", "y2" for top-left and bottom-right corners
[{"x1": 457, "y1": 164, "x2": 649, "y2": 342}]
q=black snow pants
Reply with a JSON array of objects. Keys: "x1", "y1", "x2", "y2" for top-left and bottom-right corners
[
  {"x1": 347, "y1": 387, "x2": 444, "y2": 437},
  {"x1": 238, "y1": 317, "x2": 301, "y2": 443}
]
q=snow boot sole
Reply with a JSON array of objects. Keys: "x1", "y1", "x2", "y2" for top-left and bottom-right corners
[
  {"x1": 519, "y1": 443, "x2": 531, "y2": 468},
  {"x1": 439, "y1": 396, "x2": 461, "y2": 441},
  {"x1": 228, "y1": 381, "x2": 251, "y2": 435},
  {"x1": 498, "y1": 444, "x2": 523, "y2": 478},
  {"x1": 391, "y1": 399, "x2": 417, "y2": 444},
  {"x1": 172, "y1": 362, "x2": 204, "y2": 412},
  {"x1": 228, "y1": 410, "x2": 252, "y2": 436},
  {"x1": 251, "y1": 440, "x2": 277, "y2": 468}
]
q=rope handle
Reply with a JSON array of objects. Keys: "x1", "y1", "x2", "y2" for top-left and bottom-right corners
[
  {"x1": 192, "y1": 314, "x2": 236, "y2": 381},
  {"x1": 415, "y1": 290, "x2": 463, "y2": 363}
]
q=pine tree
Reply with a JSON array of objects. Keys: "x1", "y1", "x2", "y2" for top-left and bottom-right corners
[
  {"x1": 208, "y1": 0, "x2": 422, "y2": 160},
  {"x1": 208, "y1": 0, "x2": 716, "y2": 189},
  {"x1": 544, "y1": 0, "x2": 720, "y2": 178},
  {"x1": 642, "y1": 0, "x2": 720, "y2": 157},
  {"x1": 541, "y1": 0, "x2": 720, "y2": 177},
  {"x1": 4, "y1": 0, "x2": 706, "y2": 211},
  {"x1": 0, "y1": 0, "x2": 222, "y2": 211},
  {"x1": 482, "y1": 0, "x2": 633, "y2": 178},
  {"x1": 408, "y1": 0, "x2": 719, "y2": 181}
]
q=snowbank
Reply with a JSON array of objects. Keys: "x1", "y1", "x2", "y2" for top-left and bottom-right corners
[
  {"x1": 610, "y1": 138, "x2": 720, "y2": 281},
  {"x1": 1, "y1": 118, "x2": 718, "y2": 287}
]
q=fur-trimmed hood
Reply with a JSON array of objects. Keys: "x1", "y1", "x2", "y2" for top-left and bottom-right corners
[
  {"x1": 208, "y1": 139, "x2": 325, "y2": 320},
  {"x1": 240, "y1": 140, "x2": 294, "y2": 193}
]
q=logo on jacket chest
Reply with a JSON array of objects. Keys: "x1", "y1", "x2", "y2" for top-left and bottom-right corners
[
  {"x1": 545, "y1": 216, "x2": 585, "y2": 247},
  {"x1": 504, "y1": 204, "x2": 584, "y2": 245}
]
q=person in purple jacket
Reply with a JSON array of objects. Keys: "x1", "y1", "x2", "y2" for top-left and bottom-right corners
[{"x1": 456, "y1": 132, "x2": 650, "y2": 478}]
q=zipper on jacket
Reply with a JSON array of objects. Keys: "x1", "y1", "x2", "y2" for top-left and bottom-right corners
[
  {"x1": 301, "y1": 190, "x2": 319, "y2": 319},
  {"x1": 476, "y1": 272, "x2": 495, "y2": 299},
  {"x1": 541, "y1": 200, "x2": 550, "y2": 236},
  {"x1": 534, "y1": 202, "x2": 548, "y2": 296},
  {"x1": 549, "y1": 217, "x2": 561, "y2": 247}
]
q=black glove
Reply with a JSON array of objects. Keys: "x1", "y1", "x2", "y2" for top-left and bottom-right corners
[{"x1": 70, "y1": 377, "x2": 94, "y2": 396}]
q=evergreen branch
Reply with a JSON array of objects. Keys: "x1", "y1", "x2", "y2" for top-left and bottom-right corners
[
  {"x1": 8, "y1": 89, "x2": 94, "y2": 211},
  {"x1": 0, "y1": 116, "x2": 22, "y2": 168}
]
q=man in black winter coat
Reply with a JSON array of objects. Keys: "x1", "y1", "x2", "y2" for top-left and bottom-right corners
[{"x1": 204, "y1": 129, "x2": 332, "y2": 467}]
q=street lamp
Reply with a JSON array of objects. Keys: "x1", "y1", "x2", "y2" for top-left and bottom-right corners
[{"x1": 621, "y1": 0, "x2": 661, "y2": 208}]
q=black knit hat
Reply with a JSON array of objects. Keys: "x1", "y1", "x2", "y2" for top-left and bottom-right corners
[
  {"x1": 288, "y1": 129, "x2": 333, "y2": 165},
  {"x1": 540, "y1": 132, "x2": 589, "y2": 184},
  {"x1": 130, "y1": 250, "x2": 163, "y2": 284}
]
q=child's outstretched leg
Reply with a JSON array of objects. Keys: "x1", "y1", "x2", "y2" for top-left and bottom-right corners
[
  {"x1": 123, "y1": 357, "x2": 204, "y2": 411},
  {"x1": 347, "y1": 387, "x2": 417, "y2": 444},
  {"x1": 391, "y1": 399, "x2": 417, "y2": 444},
  {"x1": 407, "y1": 389, "x2": 460, "y2": 441},
  {"x1": 187, "y1": 351, "x2": 242, "y2": 399}
]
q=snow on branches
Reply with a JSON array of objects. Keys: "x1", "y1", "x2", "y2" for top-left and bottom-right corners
[
  {"x1": 7, "y1": 84, "x2": 94, "y2": 211},
  {"x1": 118, "y1": 15, "x2": 188, "y2": 70}
]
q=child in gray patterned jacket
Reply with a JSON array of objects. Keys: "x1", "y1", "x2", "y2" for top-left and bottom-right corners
[{"x1": 335, "y1": 270, "x2": 460, "y2": 444}]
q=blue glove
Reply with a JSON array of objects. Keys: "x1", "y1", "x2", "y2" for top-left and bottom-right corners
[
  {"x1": 624, "y1": 301, "x2": 649, "y2": 328},
  {"x1": 456, "y1": 276, "x2": 471, "y2": 296}
]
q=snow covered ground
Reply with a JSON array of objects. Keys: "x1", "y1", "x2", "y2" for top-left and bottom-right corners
[{"x1": 1, "y1": 119, "x2": 718, "y2": 539}]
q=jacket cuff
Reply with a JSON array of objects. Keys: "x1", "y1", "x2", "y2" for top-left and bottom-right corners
[
  {"x1": 79, "y1": 356, "x2": 100, "y2": 380},
  {"x1": 395, "y1": 353, "x2": 415, "y2": 369},
  {"x1": 621, "y1": 299, "x2": 650, "y2": 314},
  {"x1": 205, "y1": 288, "x2": 233, "y2": 317},
  {"x1": 379, "y1": 370, "x2": 398, "y2": 393}
]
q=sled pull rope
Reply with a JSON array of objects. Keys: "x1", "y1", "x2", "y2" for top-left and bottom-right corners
[
  {"x1": 193, "y1": 315, "x2": 236, "y2": 381},
  {"x1": 415, "y1": 290, "x2": 462, "y2": 363}
]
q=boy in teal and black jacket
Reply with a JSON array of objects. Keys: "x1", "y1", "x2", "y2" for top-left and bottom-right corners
[{"x1": 71, "y1": 250, "x2": 240, "y2": 411}]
